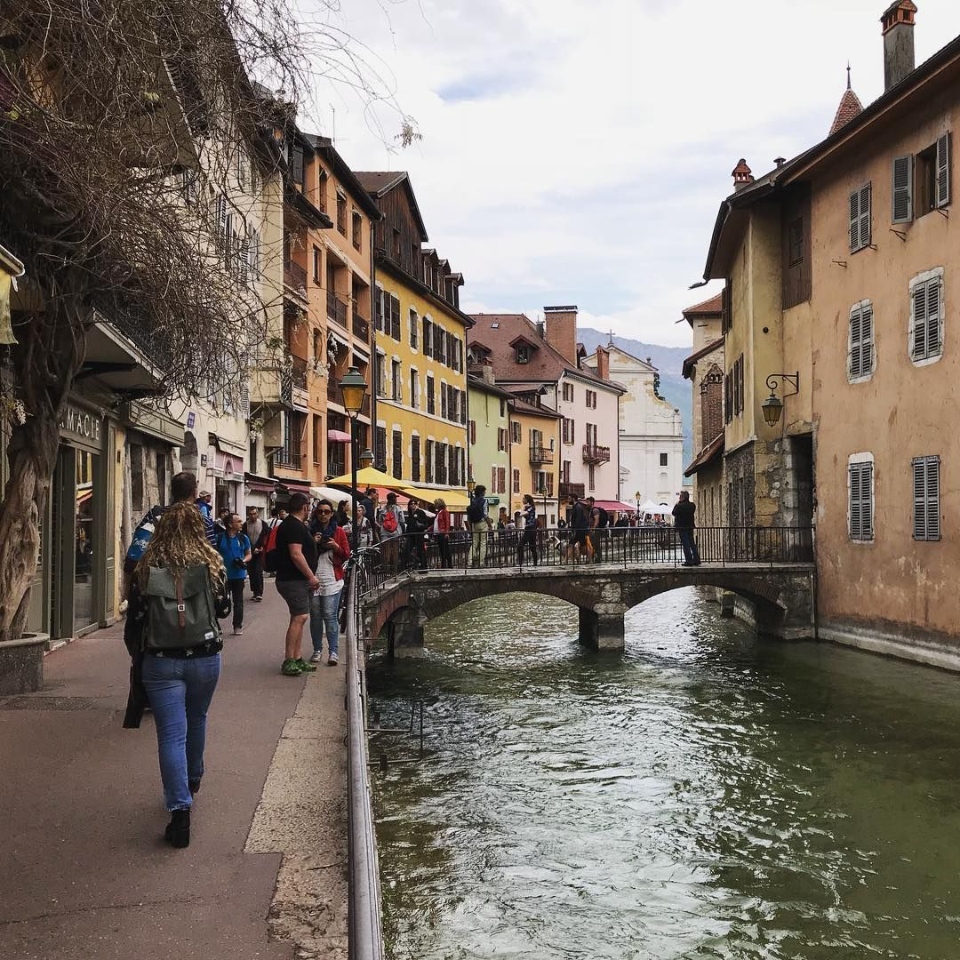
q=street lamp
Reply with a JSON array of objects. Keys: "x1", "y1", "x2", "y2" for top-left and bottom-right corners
[
  {"x1": 635, "y1": 490, "x2": 641, "y2": 518},
  {"x1": 761, "y1": 372, "x2": 800, "y2": 427},
  {"x1": 339, "y1": 366, "x2": 368, "y2": 552}
]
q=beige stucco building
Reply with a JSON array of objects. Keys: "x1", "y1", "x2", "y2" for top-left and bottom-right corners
[{"x1": 698, "y1": 1, "x2": 960, "y2": 668}]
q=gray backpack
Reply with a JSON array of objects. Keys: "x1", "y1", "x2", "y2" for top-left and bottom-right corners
[{"x1": 143, "y1": 564, "x2": 221, "y2": 651}]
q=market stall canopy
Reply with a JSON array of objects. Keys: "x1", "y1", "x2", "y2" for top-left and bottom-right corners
[
  {"x1": 324, "y1": 466, "x2": 410, "y2": 491},
  {"x1": 639, "y1": 500, "x2": 672, "y2": 515},
  {"x1": 400, "y1": 487, "x2": 471, "y2": 510},
  {"x1": 592, "y1": 500, "x2": 636, "y2": 512},
  {"x1": 309, "y1": 486, "x2": 358, "y2": 504}
]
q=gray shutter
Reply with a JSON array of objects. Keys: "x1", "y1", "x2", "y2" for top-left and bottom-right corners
[
  {"x1": 859, "y1": 183, "x2": 872, "y2": 248},
  {"x1": 862, "y1": 462, "x2": 873, "y2": 539},
  {"x1": 849, "y1": 464, "x2": 861, "y2": 537},
  {"x1": 927, "y1": 456, "x2": 941, "y2": 540},
  {"x1": 849, "y1": 190, "x2": 860, "y2": 251},
  {"x1": 860, "y1": 303, "x2": 873, "y2": 375},
  {"x1": 892, "y1": 155, "x2": 913, "y2": 223},
  {"x1": 936, "y1": 133, "x2": 951, "y2": 208},
  {"x1": 926, "y1": 277, "x2": 942, "y2": 357},
  {"x1": 912, "y1": 458, "x2": 925, "y2": 539},
  {"x1": 849, "y1": 305, "x2": 862, "y2": 378},
  {"x1": 912, "y1": 283, "x2": 929, "y2": 359}
]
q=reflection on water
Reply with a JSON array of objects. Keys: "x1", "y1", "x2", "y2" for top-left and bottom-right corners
[{"x1": 368, "y1": 588, "x2": 960, "y2": 960}]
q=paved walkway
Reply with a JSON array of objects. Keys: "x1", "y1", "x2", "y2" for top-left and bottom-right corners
[{"x1": 0, "y1": 583, "x2": 348, "y2": 960}]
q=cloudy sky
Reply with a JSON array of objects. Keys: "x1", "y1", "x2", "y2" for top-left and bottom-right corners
[{"x1": 296, "y1": 0, "x2": 960, "y2": 347}]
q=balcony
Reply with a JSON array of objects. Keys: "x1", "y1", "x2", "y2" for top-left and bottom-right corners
[
  {"x1": 283, "y1": 260, "x2": 307, "y2": 300},
  {"x1": 559, "y1": 482, "x2": 585, "y2": 500},
  {"x1": 582, "y1": 443, "x2": 611, "y2": 464},
  {"x1": 280, "y1": 357, "x2": 309, "y2": 412},
  {"x1": 327, "y1": 291, "x2": 348, "y2": 328},
  {"x1": 352, "y1": 310, "x2": 370, "y2": 342},
  {"x1": 529, "y1": 445, "x2": 554, "y2": 465}
]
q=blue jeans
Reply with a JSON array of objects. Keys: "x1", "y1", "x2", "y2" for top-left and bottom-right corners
[
  {"x1": 310, "y1": 588, "x2": 342, "y2": 658},
  {"x1": 678, "y1": 528, "x2": 701, "y2": 565},
  {"x1": 141, "y1": 653, "x2": 221, "y2": 811}
]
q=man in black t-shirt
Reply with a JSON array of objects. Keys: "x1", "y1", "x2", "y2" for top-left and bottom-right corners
[
  {"x1": 672, "y1": 491, "x2": 701, "y2": 566},
  {"x1": 274, "y1": 493, "x2": 321, "y2": 676}
]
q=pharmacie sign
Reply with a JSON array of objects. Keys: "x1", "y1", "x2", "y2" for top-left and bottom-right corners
[{"x1": 59, "y1": 405, "x2": 103, "y2": 448}]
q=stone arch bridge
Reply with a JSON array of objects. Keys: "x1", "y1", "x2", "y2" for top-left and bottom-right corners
[{"x1": 360, "y1": 563, "x2": 816, "y2": 654}]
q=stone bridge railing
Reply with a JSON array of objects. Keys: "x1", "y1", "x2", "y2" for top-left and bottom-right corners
[{"x1": 358, "y1": 551, "x2": 816, "y2": 655}]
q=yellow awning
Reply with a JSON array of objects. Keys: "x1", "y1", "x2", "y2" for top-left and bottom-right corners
[{"x1": 401, "y1": 486, "x2": 470, "y2": 509}]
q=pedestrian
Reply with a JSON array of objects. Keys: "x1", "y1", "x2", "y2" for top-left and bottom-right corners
[
  {"x1": 216, "y1": 513, "x2": 251, "y2": 635},
  {"x1": 467, "y1": 484, "x2": 491, "y2": 567},
  {"x1": 195, "y1": 490, "x2": 213, "y2": 520},
  {"x1": 308, "y1": 499, "x2": 350, "y2": 665},
  {"x1": 587, "y1": 496, "x2": 602, "y2": 563},
  {"x1": 242, "y1": 506, "x2": 266, "y2": 602},
  {"x1": 273, "y1": 492, "x2": 322, "y2": 676},
  {"x1": 567, "y1": 497, "x2": 590, "y2": 563},
  {"x1": 344, "y1": 504, "x2": 373, "y2": 549},
  {"x1": 377, "y1": 492, "x2": 405, "y2": 570},
  {"x1": 123, "y1": 501, "x2": 227, "y2": 848},
  {"x1": 672, "y1": 491, "x2": 701, "y2": 566},
  {"x1": 335, "y1": 499, "x2": 350, "y2": 529},
  {"x1": 518, "y1": 493, "x2": 539, "y2": 566},
  {"x1": 433, "y1": 498, "x2": 452, "y2": 569},
  {"x1": 404, "y1": 497, "x2": 431, "y2": 571}
]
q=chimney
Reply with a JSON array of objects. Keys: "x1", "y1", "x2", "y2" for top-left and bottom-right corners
[
  {"x1": 595, "y1": 346, "x2": 610, "y2": 381},
  {"x1": 543, "y1": 305, "x2": 578, "y2": 364},
  {"x1": 732, "y1": 158, "x2": 754, "y2": 191},
  {"x1": 881, "y1": 0, "x2": 917, "y2": 91},
  {"x1": 536, "y1": 320, "x2": 545, "y2": 339}
]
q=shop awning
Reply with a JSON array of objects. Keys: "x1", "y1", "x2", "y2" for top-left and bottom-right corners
[
  {"x1": 592, "y1": 500, "x2": 637, "y2": 512},
  {"x1": 327, "y1": 429, "x2": 352, "y2": 442},
  {"x1": 244, "y1": 471, "x2": 279, "y2": 494},
  {"x1": 401, "y1": 486, "x2": 471, "y2": 510}
]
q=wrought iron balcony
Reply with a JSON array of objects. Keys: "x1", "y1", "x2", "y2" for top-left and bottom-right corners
[
  {"x1": 283, "y1": 260, "x2": 307, "y2": 299},
  {"x1": 280, "y1": 357, "x2": 309, "y2": 412},
  {"x1": 529, "y1": 445, "x2": 554, "y2": 465},
  {"x1": 352, "y1": 310, "x2": 370, "y2": 342},
  {"x1": 327, "y1": 291, "x2": 348, "y2": 328},
  {"x1": 559, "y1": 482, "x2": 585, "y2": 500},
  {"x1": 582, "y1": 443, "x2": 611, "y2": 464}
]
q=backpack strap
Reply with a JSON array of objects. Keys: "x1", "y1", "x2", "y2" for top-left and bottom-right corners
[{"x1": 175, "y1": 574, "x2": 186, "y2": 631}]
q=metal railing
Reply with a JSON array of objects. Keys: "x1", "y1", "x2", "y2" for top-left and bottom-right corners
[
  {"x1": 328, "y1": 291, "x2": 348, "y2": 327},
  {"x1": 529, "y1": 445, "x2": 554, "y2": 465},
  {"x1": 284, "y1": 259, "x2": 307, "y2": 296},
  {"x1": 344, "y1": 571, "x2": 385, "y2": 960},
  {"x1": 353, "y1": 311, "x2": 370, "y2": 342},
  {"x1": 355, "y1": 525, "x2": 814, "y2": 598},
  {"x1": 559, "y1": 482, "x2": 585, "y2": 500},
  {"x1": 582, "y1": 444, "x2": 611, "y2": 464}
]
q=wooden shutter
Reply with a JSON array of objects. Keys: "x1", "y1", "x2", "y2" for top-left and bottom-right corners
[
  {"x1": 849, "y1": 305, "x2": 862, "y2": 379},
  {"x1": 390, "y1": 295, "x2": 401, "y2": 340},
  {"x1": 892, "y1": 156, "x2": 914, "y2": 223},
  {"x1": 936, "y1": 133, "x2": 951, "y2": 208},
  {"x1": 860, "y1": 303, "x2": 873, "y2": 376},
  {"x1": 849, "y1": 190, "x2": 860, "y2": 251},
  {"x1": 849, "y1": 461, "x2": 873, "y2": 540},
  {"x1": 412, "y1": 437, "x2": 420, "y2": 482},
  {"x1": 425, "y1": 439, "x2": 434, "y2": 482},
  {"x1": 859, "y1": 183, "x2": 871, "y2": 248},
  {"x1": 238, "y1": 235, "x2": 250, "y2": 283},
  {"x1": 926, "y1": 277, "x2": 941, "y2": 357},
  {"x1": 290, "y1": 146, "x2": 304, "y2": 185},
  {"x1": 912, "y1": 282, "x2": 929, "y2": 359},
  {"x1": 374, "y1": 289, "x2": 384, "y2": 332},
  {"x1": 913, "y1": 456, "x2": 941, "y2": 540}
]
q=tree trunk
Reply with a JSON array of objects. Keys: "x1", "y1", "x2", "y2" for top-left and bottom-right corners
[{"x1": 0, "y1": 414, "x2": 61, "y2": 642}]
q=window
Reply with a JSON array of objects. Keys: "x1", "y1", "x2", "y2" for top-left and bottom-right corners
[
  {"x1": 389, "y1": 295, "x2": 401, "y2": 341},
  {"x1": 849, "y1": 182, "x2": 872, "y2": 253},
  {"x1": 916, "y1": 133, "x2": 951, "y2": 217},
  {"x1": 659, "y1": 453, "x2": 668, "y2": 467},
  {"x1": 352, "y1": 212, "x2": 362, "y2": 251},
  {"x1": 497, "y1": 428, "x2": 507, "y2": 452},
  {"x1": 336, "y1": 192, "x2": 347, "y2": 235},
  {"x1": 511, "y1": 421, "x2": 522, "y2": 444},
  {"x1": 516, "y1": 344, "x2": 530, "y2": 364},
  {"x1": 913, "y1": 455, "x2": 941, "y2": 541},
  {"x1": 499, "y1": 399, "x2": 506, "y2": 418},
  {"x1": 412, "y1": 436, "x2": 421, "y2": 483},
  {"x1": 409, "y1": 309, "x2": 419, "y2": 349},
  {"x1": 392, "y1": 359, "x2": 402, "y2": 402},
  {"x1": 313, "y1": 330, "x2": 323, "y2": 365},
  {"x1": 562, "y1": 382, "x2": 574, "y2": 402},
  {"x1": 181, "y1": 169, "x2": 198, "y2": 205},
  {"x1": 312, "y1": 415, "x2": 323, "y2": 464},
  {"x1": 313, "y1": 246, "x2": 321, "y2": 285},
  {"x1": 787, "y1": 218, "x2": 803, "y2": 265},
  {"x1": 585, "y1": 389, "x2": 597, "y2": 409},
  {"x1": 426, "y1": 375, "x2": 435, "y2": 414},
  {"x1": 513, "y1": 468, "x2": 520, "y2": 493},
  {"x1": 469, "y1": 420, "x2": 477, "y2": 444},
  {"x1": 562, "y1": 418, "x2": 574, "y2": 444},
  {"x1": 848, "y1": 300, "x2": 874, "y2": 381},
  {"x1": 425, "y1": 439, "x2": 434, "y2": 483},
  {"x1": 410, "y1": 369, "x2": 419, "y2": 409},
  {"x1": 375, "y1": 354, "x2": 386, "y2": 397},
  {"x1": 317, "y1": 170, "x2": 328, "y2": 212},
  {"x1": 392, "y1": 430, "x2": 403, "y2": 479},
  {"x1": 588, "y1": 464, "x2": 596, "y2": 492},
  {"x1": 909, "y1": 269, "x2": 943, "y2": 363},
  {"x1": 562, "y1": 460, "x2": 571, "y2": 483},
  {"x1": 423, "y1": 318, "x2": 433, "y2": 355},
  {"x1": 848, "y1": 458, "x2": 874, "y2": 541},
  {"x1": 374, "y1": 287, "x2": 384, "y2": 333},
  {"x1": 392, "y1": 228, "x2": 401, "y2": 260}
]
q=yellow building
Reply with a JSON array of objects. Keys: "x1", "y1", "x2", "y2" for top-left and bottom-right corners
[
  {"x1": 507, "y1": 397, "x2": 561, "y2": 526},
  {"x1": 355, "y1": 172, "x2": 470, "y2": 502}
]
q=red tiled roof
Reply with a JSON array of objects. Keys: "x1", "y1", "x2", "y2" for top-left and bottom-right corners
[
  {"x1": 683, "y1": 292, "x2": 723, "y2": 317},
  {"x1": 683, "y1": 433, "x2": 724, "y2": 477},
  {"x1": 829, "y1": 87, "x2": 864, "y2": 136},
  {"x1": 468, "y1": 313, "x2": 619, "y2": 389}
]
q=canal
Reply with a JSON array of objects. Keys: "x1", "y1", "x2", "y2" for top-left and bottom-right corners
[{"x1": 367, "y1": 587, "x2": 960, "y2": 959}]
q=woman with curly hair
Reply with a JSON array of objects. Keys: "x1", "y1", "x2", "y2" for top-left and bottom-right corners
[{"x1": 125, "y1": 501, "x2": 226, "y2": 848}]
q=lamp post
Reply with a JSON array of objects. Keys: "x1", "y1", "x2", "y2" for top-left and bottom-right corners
[
  {"x1": 339, "y1": 366, "x2": 368, "y2": 553},
  {"x1": 761, "y1": 372, "x2": 800, "y2": 427},
  {"x1": 635, "y1": 490, "x2": 641, "y2": 519}
]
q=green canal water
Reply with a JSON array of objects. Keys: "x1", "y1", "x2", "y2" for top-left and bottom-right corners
[{"x1": 367, "y1": 588, "x2": 960, "y2": 959}]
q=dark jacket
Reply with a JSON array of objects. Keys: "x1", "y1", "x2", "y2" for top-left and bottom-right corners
[{"x1": 672, "y1": 500, "x2": 696, "y2": 529}]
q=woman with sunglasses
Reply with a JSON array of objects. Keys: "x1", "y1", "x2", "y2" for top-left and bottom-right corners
[{"x1": 308, "y1": 499, "x2": 350, "y2": 665}]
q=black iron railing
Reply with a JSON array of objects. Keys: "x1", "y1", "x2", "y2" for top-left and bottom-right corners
[
  {"x1": 353, "y1": 311, "x2": 370, "y2": 341},
  {"x1": 284, "y1": 259, "x2": 307, "y2": 296},
  {"x1": 582, "y1": 444, "x2": 611, "y2": 464},
  {"x1": 529, "y1": 445, "x2": 554, "y2": 465},
  {"x1": 328, "y1": 291, "x2": 348, "y2": 327},
  {"x1": 355, "y1": 525, "x2": 814, "y2": 597}
]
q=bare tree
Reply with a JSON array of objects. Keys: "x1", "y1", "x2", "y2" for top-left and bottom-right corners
[{"x1": 0, "y1": 0, "x2": 320, "y2": 641}]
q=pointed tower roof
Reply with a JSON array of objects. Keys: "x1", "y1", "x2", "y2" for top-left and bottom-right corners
[{"x1": 830, "y1": 65, "x2": 864, "y2": 135}]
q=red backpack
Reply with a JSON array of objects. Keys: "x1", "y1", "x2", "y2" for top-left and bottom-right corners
[{"x1": 262, "y1": 522, "x2": 282, "y2": 573}]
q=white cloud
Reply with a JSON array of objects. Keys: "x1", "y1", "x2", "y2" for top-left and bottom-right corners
[{"x1": 298, "y1": 0, "x2": 960, "y2": 348}]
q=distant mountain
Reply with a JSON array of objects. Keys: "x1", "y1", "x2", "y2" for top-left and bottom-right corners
[{"x1": 578, "y1": 328, "x2": 694, "y2": 469}]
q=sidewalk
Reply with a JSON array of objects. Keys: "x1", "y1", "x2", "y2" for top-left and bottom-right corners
[{"x1": 0, "y1": 582, "x2": 348, "y2": 960}]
